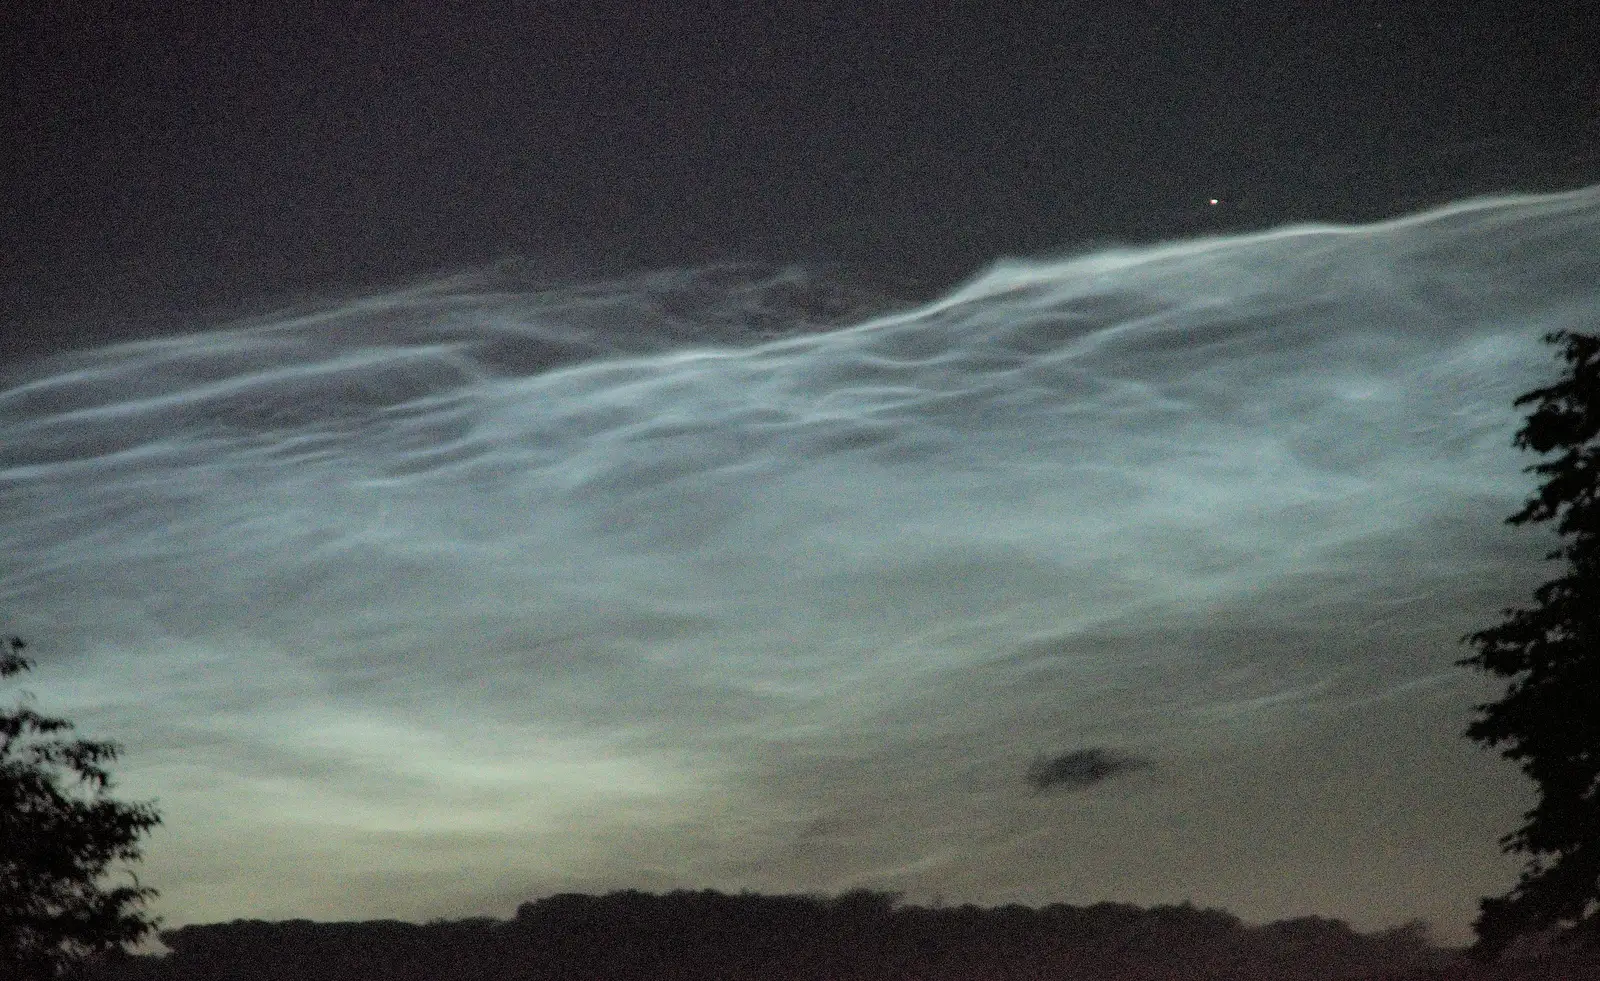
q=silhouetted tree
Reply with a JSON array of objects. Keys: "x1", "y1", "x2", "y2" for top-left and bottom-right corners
[
  {"x1": 2, "y1": 636, "x2": 161, "y2": 978},
  {"x1": 1461, "y1": 329, "x2": 1600, "y2": 957},
  {"x1": 103, "y1": 889, "x2": 1451, "y2": 981}
]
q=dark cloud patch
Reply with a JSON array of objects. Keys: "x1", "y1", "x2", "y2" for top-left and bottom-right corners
[{"x1": 1025, "y1": 748, "x2": 1149, "y2": 792}]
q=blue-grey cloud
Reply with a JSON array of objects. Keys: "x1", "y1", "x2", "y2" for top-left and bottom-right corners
[
  {"x1": 1026, "y1": 748, "x2": 1150, "y2": 792},
  {"x1": 2, "y1": 187, "x2": 1595, "y2": 941}
]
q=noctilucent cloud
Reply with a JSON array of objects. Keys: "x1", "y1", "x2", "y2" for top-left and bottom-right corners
[{"x1": 3, "y1": 187, "x2": 1596, "y2": 942}]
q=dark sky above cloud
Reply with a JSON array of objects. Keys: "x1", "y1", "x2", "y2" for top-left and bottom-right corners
[
  {"x1": 4, "y1": 2, "x2": 1596, "y2": 346},
  {"x1": 2, "y1": 0, "x2": 1598, "y2": 950}
]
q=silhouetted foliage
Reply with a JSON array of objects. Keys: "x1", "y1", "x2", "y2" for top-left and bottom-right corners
[
  {"x1": 1460, "y1": 330, "x2": 1600, "y2": 957},
  {"x1": 75, "y1": 889, "x2": 1468, "y2": 981},
  {"x1": 2, "y1": 636, "x2": 161, "y2": 979}
]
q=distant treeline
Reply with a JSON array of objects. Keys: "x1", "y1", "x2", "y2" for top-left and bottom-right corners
[{"x1": 80, "y1": 889, "x2": 1595, "y2": 981}]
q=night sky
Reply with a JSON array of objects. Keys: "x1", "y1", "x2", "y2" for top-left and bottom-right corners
[{"x1": 4, "y1": 0, "x2": 1599, "y2": 946}]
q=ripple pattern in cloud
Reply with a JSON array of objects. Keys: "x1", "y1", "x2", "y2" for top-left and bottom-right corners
[{"x1": 1, "y1": 187, "x2": 1596, "y2": 934}]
